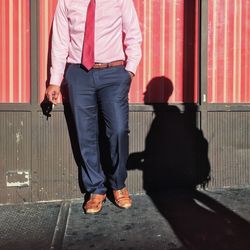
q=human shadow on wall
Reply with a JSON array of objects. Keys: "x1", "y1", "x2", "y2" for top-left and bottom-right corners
[
  {"x1": 127, "y1": 77, "x2": 250, "y2": 249},
  {"x1": 127, "y1": 76, "x2": 210, "y2": 190}
]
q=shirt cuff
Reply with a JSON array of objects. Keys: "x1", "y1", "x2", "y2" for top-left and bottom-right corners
[
  {"x1": 125, "y1": 61, "x2": 138, "y2": 76},
  {"x1": 49, "y1": 73, "x2": 64, "y2": 86}
]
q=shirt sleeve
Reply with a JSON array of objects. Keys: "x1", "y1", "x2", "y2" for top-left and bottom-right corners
[
  {"x1": 49, "y1": 0, "x2": 70, "y2": 86},
  {"x1": 121, "y1": 0, "x2": 142, "y2": 75}
]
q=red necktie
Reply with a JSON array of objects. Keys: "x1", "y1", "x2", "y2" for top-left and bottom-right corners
[{"x1": 81, "y1": 0, "x2": 95, "y2": 70}]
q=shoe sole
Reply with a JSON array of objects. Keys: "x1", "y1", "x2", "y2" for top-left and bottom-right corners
[{"x1": 114, "y1": 201, "x2": 132, "y2": 209}]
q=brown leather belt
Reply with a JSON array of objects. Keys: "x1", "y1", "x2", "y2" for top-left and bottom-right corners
[{"x1": 92, "y1": 60, "x2": 124, "y2": 69}]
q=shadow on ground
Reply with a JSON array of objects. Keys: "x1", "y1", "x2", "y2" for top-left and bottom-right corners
[{"x1": 148, "y1": 189, "x2": 250, "y2": 250}]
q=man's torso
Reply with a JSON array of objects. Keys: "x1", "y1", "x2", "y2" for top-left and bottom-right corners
[{"x1": 65, "y1": 0, "x2": 125, "y2": 63}]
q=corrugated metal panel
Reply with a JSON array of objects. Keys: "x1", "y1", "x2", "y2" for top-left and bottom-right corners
[
  {"x1": 0, "y1": 112, "x2": 32, "y2": 203},
  {"x1": 0, "y1": 0, "x2": 30, "y2": 103},
  {"x1": 208, "y1": 0, "x2": 250, "y2": 103},
  {"x1": 37, "y1": 111, "x2": 82, "y2": 201},
  {"x1": 208, "y1": 112, "x2": 250, "y2": 188},
  {"x1": 1, "y1": 109, "x2": 250, "y2": 203},
  {"x1": 131, "y1": 0, "x2": 199, "y2": 103},
  {"x1": 127, "y1": 111, "x2": 155, "y2": 194},
  {"x1": 129, "y1": 111, "x2": 154, "y2": 152},
  {"x1": 39, "y1": 0, "x2": 198, "y2": 103}
]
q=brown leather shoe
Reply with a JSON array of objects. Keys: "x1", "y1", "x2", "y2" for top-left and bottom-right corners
[
  {"x1": 83, "y1": 194, "x2": 106, "y2": 214},
  {"x1": 113, "y1": 187, "x2": 132, "y2": 209}
]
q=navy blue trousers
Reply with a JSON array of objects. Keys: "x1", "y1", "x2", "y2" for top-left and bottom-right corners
[{"x1": 65, "y1": 64, "x2": 131, "y2": 194}]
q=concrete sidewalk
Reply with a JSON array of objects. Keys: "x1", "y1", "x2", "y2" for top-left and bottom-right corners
[{"x1": 0, "y1": 189, "x2": 250, "y2": 250}]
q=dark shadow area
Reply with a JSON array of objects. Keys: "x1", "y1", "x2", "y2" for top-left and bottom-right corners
[
  {"x1": 152, "y1": 189, "x2": 250, "y2": 250},
  {"x1": 128, "y1": 0, "x2": 250, "y2": 248},
  {"x1": 127, "y1": 76, "x2": 210, "y2": 190}
]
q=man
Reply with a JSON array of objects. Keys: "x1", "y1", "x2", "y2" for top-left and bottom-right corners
[{"x1": 45, "y1": 0, "x2": 142, "y2": 214}]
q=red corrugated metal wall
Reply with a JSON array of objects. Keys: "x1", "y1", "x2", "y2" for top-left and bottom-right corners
[
  {"x1": 208, "y1": 0, "x2": 250, "y2": 103},
  {"x1": 1, "y1": 0, "x2": 250, "y2": 104},
  {"x1": 130, "y1": 0, "x2": 199, "y2": 103},
  {"x1": 0, "y1": 0, "x2": 30, "y2": 103},
  {"x1": 39, "y1": 0, "x2": 199, "y2": 104}
]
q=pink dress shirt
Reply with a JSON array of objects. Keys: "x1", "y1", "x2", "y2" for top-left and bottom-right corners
[{"x1": 50, "y1": 0, "x2": 142, "y2": 86}]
